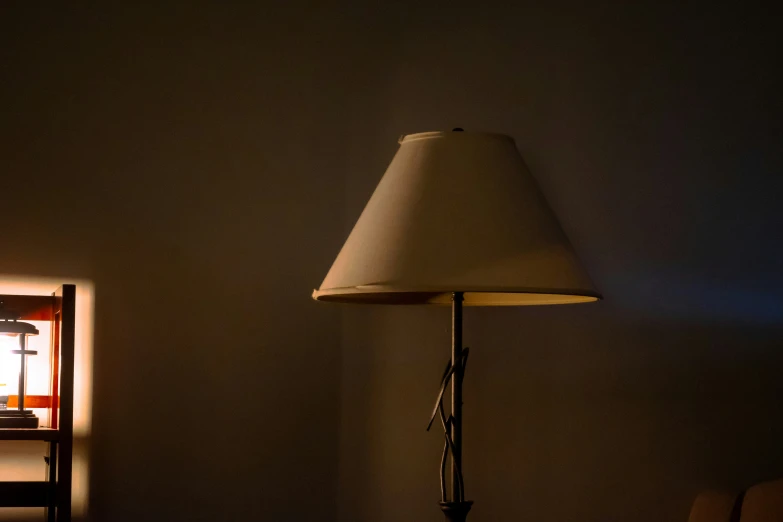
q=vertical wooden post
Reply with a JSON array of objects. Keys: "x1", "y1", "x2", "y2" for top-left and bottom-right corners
[{"x1": 55, "y1": 284, "x2": 76, "y2": 522}]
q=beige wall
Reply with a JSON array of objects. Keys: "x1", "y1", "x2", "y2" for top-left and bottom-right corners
[{"x1": 337, "y1": 4, "x2": 783, "y2": 522}]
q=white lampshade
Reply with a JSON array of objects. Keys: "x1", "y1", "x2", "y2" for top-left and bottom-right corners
[{"x1": 313, "y1": 130, "x2": 601, "y2": 306}]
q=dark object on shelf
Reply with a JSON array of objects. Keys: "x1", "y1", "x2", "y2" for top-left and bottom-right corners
[{"x1": 0, "y1": 409, "x2": 39, "y2": 428}]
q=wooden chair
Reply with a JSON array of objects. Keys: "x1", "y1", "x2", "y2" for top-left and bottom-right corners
[{"x1": 740, "y1": 479, "x2": 783, "y2": 522}]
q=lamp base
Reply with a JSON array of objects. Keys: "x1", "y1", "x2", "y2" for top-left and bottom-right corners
[
  {"x1": 439, "y1": 501, "x2": 473, "y2": 522},
  {"x1": 0, "y1": 410, "x2": 39, "y2": 428}
]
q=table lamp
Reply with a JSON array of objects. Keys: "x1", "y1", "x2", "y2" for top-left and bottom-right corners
[
  {"x1": 0, "y1": 311, "x2": 40, "y2": 428},
  {"x1": 313, "y1": 129, "x2": 601, "y2": 521}
]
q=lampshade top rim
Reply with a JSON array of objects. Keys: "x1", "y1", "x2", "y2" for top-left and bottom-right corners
[{"x1": 399, "y1": 131, "x2": 515, "y2": 144}]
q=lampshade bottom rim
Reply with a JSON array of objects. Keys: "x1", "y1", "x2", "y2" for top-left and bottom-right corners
[{"x1": 313, "y1": 289, "x2": 601, "y2": 305}]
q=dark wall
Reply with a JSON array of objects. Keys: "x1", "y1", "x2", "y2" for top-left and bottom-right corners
[
  {"x1": 338, "y1": 3, "x2": 783, "y2": 522},
  {"x1": 0, "y1": 4, "x2": 359, "y2": 521}
]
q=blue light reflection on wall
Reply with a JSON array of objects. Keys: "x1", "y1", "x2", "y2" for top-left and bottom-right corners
[{"x1": 604, "y1": 270, "x2": 783, "y2": 326}]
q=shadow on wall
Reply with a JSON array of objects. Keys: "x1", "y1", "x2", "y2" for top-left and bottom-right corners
[{"x1": 338, "y1": 303, "x2": 783, "y2": 522}]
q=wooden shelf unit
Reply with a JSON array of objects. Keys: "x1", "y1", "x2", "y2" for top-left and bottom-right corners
[{"x1": 0, "y1": 285, "x2": 75, "y2": 521}]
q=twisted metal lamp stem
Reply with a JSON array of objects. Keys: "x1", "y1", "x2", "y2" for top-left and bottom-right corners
[{"x1": 427, "y1": 292, "x2": 470, "y2": 510}]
